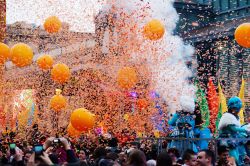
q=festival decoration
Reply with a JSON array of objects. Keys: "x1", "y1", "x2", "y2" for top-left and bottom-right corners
[
  {"x1": 143, "y1": 19, "x2": 165, "y2": 40},
  {"x1": 10, "y1": 43, "x2": 33, "y2": 67},
  {"x1": 0, "y1": 43, "x2": 10, "y2": 65},
  {"x1": 124, "y1": 114, "x2": 129, "y2": 121},
  {"x1": 195, "y1": 81, "x2": 210, "y2": 128},
  {"x1": 51, "y1": 63, "x2": 71, "y2": 84},
  {"x1": 153, "y1": 130, "x2": 160, "y2": 138},
  {"x1": 49, "y1": 89, "x2": 67, "y2": 112},
  {"x1": 207, "y1": 78, "x2": 219, "y2": 133},
  {"x1": 117, "y1": 67, "x2": 137, "y2": 89},
  {"x1": 44, "y1": 16, "x2": 62, "y2": 33},
  {"x1": 37, "y1": 54, "x2": 54, "y2": 70},
  {"x1": 215, "y1": 82, "x2": 228, "y2": 132},
  {"x1": 70, "y1": 108, "x2": 95, "y2": 132},
  {"x1": 234, "y1": 23, "x2": 250, "y2": 48},
  {"x1": 137, "y1": 98, "x2": 148, "y2": 110},
  {"x1": 67, "y1": 123, "x2": 81, "y2": 137},
  {"x1": 238, "y1": 77, "x2": 245, "y2": 124}
]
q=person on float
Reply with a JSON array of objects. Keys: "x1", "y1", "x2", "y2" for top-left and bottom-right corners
[
  {"x1": 193, "y1": 102, "x2": 211, "y2": 151},
  {"x1": 218, "y1": 96, "x2": 250, "y2": 166},
  {"x1": 168, "y1": 96, "x2": 198, "y2": 155}
]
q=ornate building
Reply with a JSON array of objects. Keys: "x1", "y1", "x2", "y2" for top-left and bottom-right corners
[{"x1": 175, "y1": 0, "x2": 250, "y2": 111}]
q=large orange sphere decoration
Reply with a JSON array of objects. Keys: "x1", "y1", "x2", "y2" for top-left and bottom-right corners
[
  {"x1": 235, "y1": 23, "x2": 250, "y2": 48},
  {"x1": 44, "y1": 16, "x2": 62, "y2": 33},
  {"x1": 0, "y1": 43, "x2": 10, "y2": 65},
  {"x1": 117, "y1": 67, "x2": 137, "y2": 89},
  {"x1": 10, "y1": 43, "x2": 33, "y2": 67},
  {"x1": 137, "y1": 99, "x2": 149, "y2": 110},
  {"x1": 143, "y1": 19, "x2": 165, "y2": 41},
  {"x1": 51, "y1": 63, "x2": 71, "y2": 84},
  {"x1": 37, "y1": 54, "x2": 54, "y2": 70},
  {"x1": 67, "y1": 123, "x2": 81, "y2": 137},
  {"x1": 50, "y1": 89, "x2": 67, "y2": 112},
  {"x1": 70, "y1": 108, "x2": 95, "y2": 132}
]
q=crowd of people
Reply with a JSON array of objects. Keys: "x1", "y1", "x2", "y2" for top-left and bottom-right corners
[
  {"x1": 0, "y1": 96, "x2": 249, "y2": 166},
  {"x1": 0, "y1": 133, "x2": 249, "y2": 166}
]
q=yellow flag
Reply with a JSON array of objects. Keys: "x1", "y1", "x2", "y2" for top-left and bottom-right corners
[
  {"x1": 218, "y1": 82, "x2": 228, "y2": 114},
  {"x1": 238, "y1": 77, "x2": 245, "y2": 124}
]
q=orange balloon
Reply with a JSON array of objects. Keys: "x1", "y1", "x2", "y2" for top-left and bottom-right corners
[
  {"x1": 117, "y1": 67, "x2": 137, "y2": 89},
  {"x1": 137, "y1": 99, "x2": 148, "y2": 110},
  {"x1": 37, "y1": 54, "x2": 54, "y2": 70},
  {"x1": 0, "y1": 43, "x2": 10, "y2": 65},
  {"x1": 70, "y1": 108, "x2": 95, "y2": 132},
  {"x1": 44, "y1": 16, "x2": 62, "y2": 33},
  {"x1": 51, "y1": 63, "x2": 71, "y2": 84},
  {"x1": 143, "y1": 19, "x2": 165, "y2": 41},
  {"x1": 235, "y1": 23, "x2": 250, "y2": 48},
  {"x1": 67, "y1": 123, "x2": 82, "y2": 137},
  {"x1": 10, "y1": 43, "x2": 33, "y2": 67},
  {"x1": 49, "y1": 89, "x2": 67, "y2": 112}
]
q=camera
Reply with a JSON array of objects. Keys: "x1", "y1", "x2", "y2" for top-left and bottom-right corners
[
  {"x1": 34, "y1": 145, "x2": 43, "y2": 156},
  {"x1": 53, "y1": 139, "x2": 60, "y2": 143}
]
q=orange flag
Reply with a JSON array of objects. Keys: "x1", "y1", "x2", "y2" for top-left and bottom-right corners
[{"x1": 207, "y1": 78, "x2": 219, "y2": 133}]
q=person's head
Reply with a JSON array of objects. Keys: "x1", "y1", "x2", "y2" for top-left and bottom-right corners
[
  {"x1": 228, "y1": 96, "x2": 242, "y2": 115},
  {"x1": 127, "y1": 149, "x2": 147, "y2": 166},
  {"x1": 182, "y1": 149, "x2": 197, "y2": 166},
  {"x1": 197, "y1": 150, "x2": 215, "y2": 166},
  {"x1": 24, "y1": 150, "x2": 33, "y2": 164},
  {"x1": 217, "y1": 146, "x2": 230, "y2": 161},
  {"x1": 106, "y1": 152, "x2": 119, "y2": 161},
  {"x1": 167, "y1": 148, "x2": 180, "y2": 163},
  {"x1": 147, "y1": 159, "x2": 156, "y2": 166},
  {"x1": 78, "y1": 150, "x2": 86, "y2": 161},
  {"x1": 156, "y1": 151, "x2": 172, "y2": 166},
  {"x1": 93, "y1": 147, "x2": 107, "y2": 159}
]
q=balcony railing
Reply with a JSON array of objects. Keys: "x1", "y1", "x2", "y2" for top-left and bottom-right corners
[{"x1": 175, "y1": 0, "x2": 212, "y2": 5}]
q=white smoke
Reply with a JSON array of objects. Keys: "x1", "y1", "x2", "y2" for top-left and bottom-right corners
[{"x1": 99, "y1": 0, "x2": 196, "y2": 113}]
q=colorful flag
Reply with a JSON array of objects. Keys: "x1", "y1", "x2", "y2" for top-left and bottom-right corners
[
  {"x1": 238, "y1": 77, "x2": 245, "y2": 124},
  {"x1": 195, "y1": 81, "x2": 210, "y2": 128},
  {"x1": 207, "y1": 78, "x2": 219, "y2": 133},
  {"x1": 216, "y1": 82, "x2": 228, "y2": 132}
]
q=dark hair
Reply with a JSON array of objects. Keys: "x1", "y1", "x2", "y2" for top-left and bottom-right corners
[
  {"x1": 157, "y1": 151, "x2": 173, "y2": 166},
  {"x1": 127, "y1": 149, "x2": 147, "y2": 166},
  {"x1": 106, "y1": 152, "x2": 119, "y2": 161},
  {"x1": 167, "y1": 148, "x2": 180, "y2": 158},
  {"x1": 182, "y1": 149, "x2": 196, "y2": 162},
  {"x1": 93, "y1": 147, "x2": 107, "y2": 159},
  {"x1": 199, "y1": 149, "x2": 215, "y2": 165},
  {"x1": 217, "y1": 146, "x2": 229, "y2": 156}
]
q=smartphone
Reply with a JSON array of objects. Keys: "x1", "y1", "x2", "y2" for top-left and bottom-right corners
[
  {"x1": 34, "y1": 145, "x2": 43, "y2": 156},
  {"x1": 9, "y1": 143, "x2": 16, "y2": 155}
]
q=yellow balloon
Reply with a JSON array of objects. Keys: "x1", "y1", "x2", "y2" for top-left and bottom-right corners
[
  {"x1": 235, "y1": 23, "x2": 250, "y2": 48},
  {"x1": 44, "y1": 16, "x2": 62, "y2": 33},
  {"x1": 51, "y1": 63, "x2": 71, "y2": 84},
  {"x1": 49, "y1": 89, "x2": 67, "y2": 112},
  {"x1": 117, "y1": 67, "x2": 137, "y2": 89},
  {"x1": 0, "y1": 43, "x2": 10, "y2": 65},
  {"x1": 10, "y1": 43, "x2": 34, "y2": 67},
  {"x1": 143, "y1": 19, "x2": 165, "y2": 40},
  {"x1": 70, "y1": 108, "x2": 95, "y2": 132},
  {"x1": 37, "y1": 54, "x2": 54, "y2": 70}
]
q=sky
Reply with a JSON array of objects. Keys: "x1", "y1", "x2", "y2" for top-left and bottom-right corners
[{"x1": 6, "y1": 0, "x2": 104, "y2": 32}]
